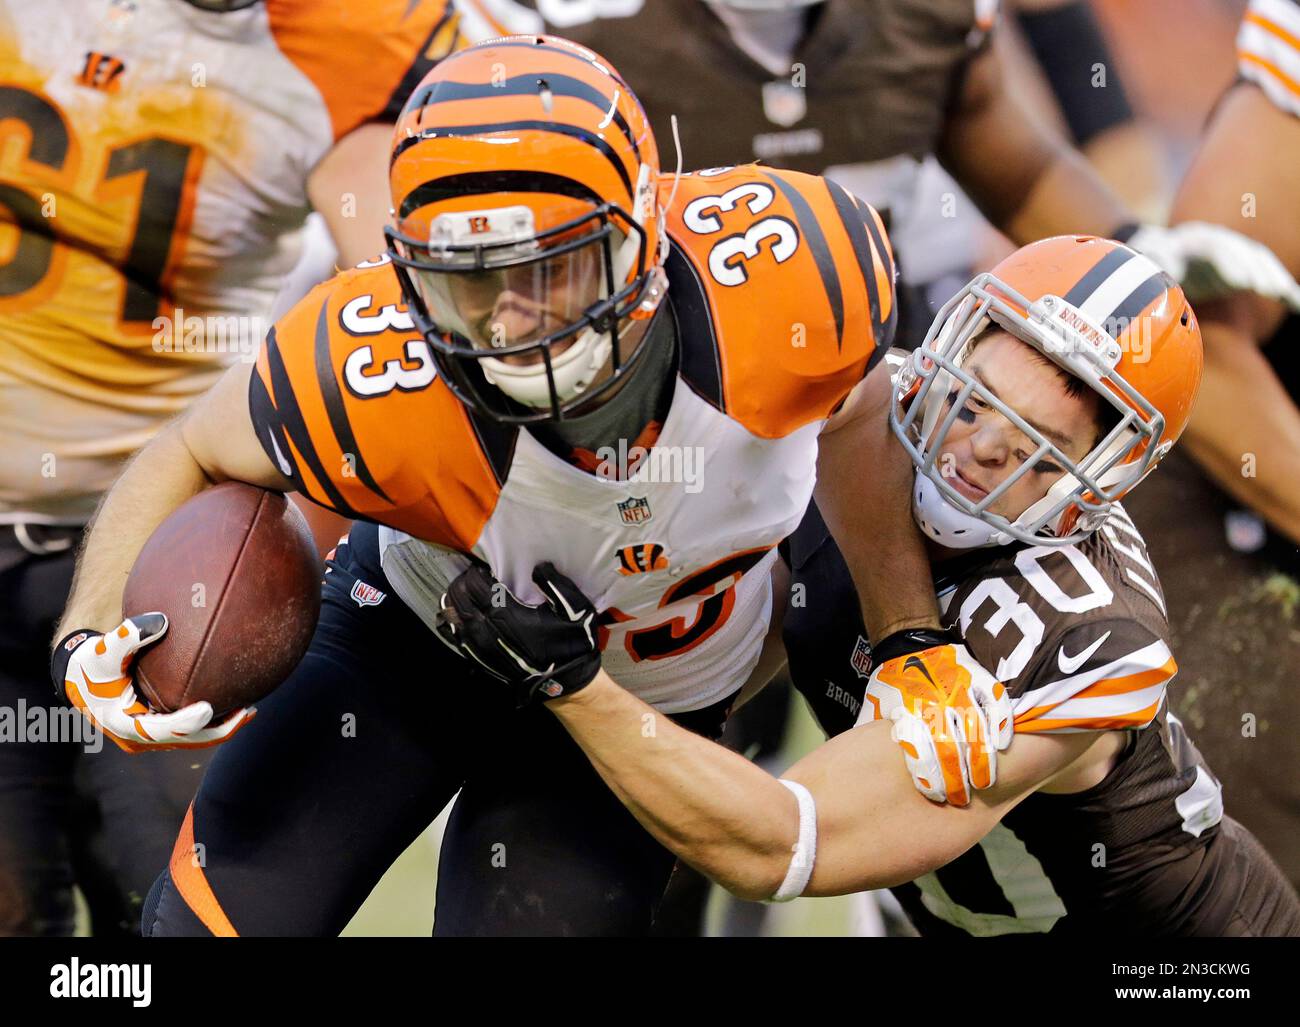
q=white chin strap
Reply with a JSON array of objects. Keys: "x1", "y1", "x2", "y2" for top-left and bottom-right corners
[
  {"x1": 911, "y1": 472, "x2": 1009, "y2": 549},
  {"x1": 480, "y1": 324, "x2": 613, "y2": 409}
]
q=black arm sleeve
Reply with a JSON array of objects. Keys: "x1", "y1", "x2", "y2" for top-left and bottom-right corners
[{"x1": 1016, "y1": 0, "x2": 1135, "y2": 146}]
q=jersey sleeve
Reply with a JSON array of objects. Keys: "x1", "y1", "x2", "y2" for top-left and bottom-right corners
[
  {"x1": 267, "y1": 0, "x2": 463, "y2": 142},
  {"x1": 247, "y1": 260, "x2": 502, "y2": 547},
  {"x1": 1009, "y1": 618, "x2": 1177, "y2": 734},
  {"x1": 666, "y1": 166, "x2": 896, "y2": 438},
  {"x1": 1237, "y1": 0, "x2": 1300, "y2": 118}
]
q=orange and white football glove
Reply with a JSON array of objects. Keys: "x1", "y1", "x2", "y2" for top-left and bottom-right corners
[
  {"x1": 863, "y1": 630, "x2": 1013, "y2": 806},
  {"x1": 52, "y1": 614, "x2": 254, "y2": 753}
]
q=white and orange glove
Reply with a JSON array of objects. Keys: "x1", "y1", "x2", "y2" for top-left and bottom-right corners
[
  {"x1": 51, "y1": 614, "x2": 254, "y2": 753},
  {"x1": 1124, "y1": 222, "x2": 1300, "y2": 311},
  {"x1": 863, "y1": 630, "x2": 1013, "y2": 806}
]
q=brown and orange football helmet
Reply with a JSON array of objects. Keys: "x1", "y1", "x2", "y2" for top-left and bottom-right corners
[
  {"x1": 384, "y1": 34, "x2": 666, "y2": 423},
  {"x1": 892, "y1": 235, "x2": 1204, "y2": 547}
]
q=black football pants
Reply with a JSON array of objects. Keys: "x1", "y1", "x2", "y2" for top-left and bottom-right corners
[
  {"x1": 141, "y1": 521, "x2": 732, "y2": 936},
  {"x1": 0, "y1": 524, "x2": 212, "y2": 936}
]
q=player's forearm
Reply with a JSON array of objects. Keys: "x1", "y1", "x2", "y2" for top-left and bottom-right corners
[
  {"x1": 940, "y1": 43, "x2": 1132, "y2": 242},
  {"x1": 1000, "y1": 145, "x2": 1133, "y2": 245},
  {"x1": 816, "y1": 366, "x2": 939, "y2": 639},
  {"x1": 57, "y1": 427, "x2": 212, "y2": 641},
  {"x1": 550, "y1": 671, "x2": 798, "y2": 901}
]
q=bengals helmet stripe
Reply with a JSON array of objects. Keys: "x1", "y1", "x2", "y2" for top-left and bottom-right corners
[
  {"x1": 393, "y1": 119, "x2": 636, "y2": 201},
  {"x1": 397, "y1": 171, "x2": 604, "y2": 219},
  {"x1": 478, "y1": 38, "x2": 633, "y2": 85},
  {"x1": 400, "y1": 74, "x2": 645, "y2": 160},
  {"x1": 762, "y1": 171, "x2": 845, "y2": 349}
]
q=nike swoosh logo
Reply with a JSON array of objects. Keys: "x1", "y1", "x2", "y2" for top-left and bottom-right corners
[
  {"x1": 1058, "y1": 631, "x2": 1112, "y2": 674},
  {"x1": 903, "y1": 654, "x2": 938, "y2": 688}
]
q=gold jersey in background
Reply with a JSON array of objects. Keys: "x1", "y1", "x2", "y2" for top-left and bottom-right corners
[{"x1": 0, "y1": 0, "x2": 459, "y2": 522}]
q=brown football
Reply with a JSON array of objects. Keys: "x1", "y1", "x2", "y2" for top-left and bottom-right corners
[{"x1": 123, "y1": 482, "x2": 323, "y2": 718}]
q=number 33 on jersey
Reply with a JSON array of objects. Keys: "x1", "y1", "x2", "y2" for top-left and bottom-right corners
[{"x1": 250, "y1": 164, "x2": 896, "y2": 713}]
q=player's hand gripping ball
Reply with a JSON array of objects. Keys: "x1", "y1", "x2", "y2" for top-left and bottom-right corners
[
  {"x1": 864, "y1": 631, "x2": 1013, "y2": 806},
  {"x1": 435, "y1": 561, "x2": 602, "y2": 707},
  {"x1": 52, "y1": 615, "x2": 254, "y2": 753}
]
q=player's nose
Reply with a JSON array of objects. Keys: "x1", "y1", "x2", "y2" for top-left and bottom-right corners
[{"x1": 969, "y1": 422, "x2": 1010, "y2": 465}]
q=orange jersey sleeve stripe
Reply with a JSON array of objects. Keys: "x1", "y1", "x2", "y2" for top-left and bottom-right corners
[
  {"x1": 1246, "y1": 9, "x2": 1300, "y2": 56},
  {"x1": 1239, "y1": 49, "x2": 1300, "y2": 99},
  {"x1": 168, "y1": 805, "x2": 238, "y2": 937},
  {"x1": 1015, "y1": 698, "x2": 1164, "y2": 734},
  {"x1": 1070, "y1": 658, "x2": 1177, "y2": 700}
]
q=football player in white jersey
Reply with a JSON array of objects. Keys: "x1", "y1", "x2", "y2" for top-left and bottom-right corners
[
  {"x1": 50, "y1": 36, "x2": 996, "y2": 936},
  {"x1": 446, "y1": 234, "x2": 1300, "y2": 935},
  {"x1": 0, "y1": 0, "x2": 463, "y2": 935}
]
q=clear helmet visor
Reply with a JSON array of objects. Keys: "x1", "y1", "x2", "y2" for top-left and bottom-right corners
[
  {"x1": 413, "y1": 234, "x2": 611, "y2": 355},
  {"x1": 890, "y1": 276, "x2": 1168, "y2": 548}
]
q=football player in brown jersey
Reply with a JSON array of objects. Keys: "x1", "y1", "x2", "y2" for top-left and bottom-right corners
[
  {"x1": 0, "y1": 0, "x2": 463, "y2": 936},
  {"x1": 446, "y1": 235, "x2": 1300, "y2": 935}
]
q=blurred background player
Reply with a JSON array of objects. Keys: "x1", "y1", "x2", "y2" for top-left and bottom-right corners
[
  {"x1": 1119, "y1": 0, "x2": 1300, "y2": 889},
  {"x1": 0, "y1": 0, "x2": 462, "y2": 935}
]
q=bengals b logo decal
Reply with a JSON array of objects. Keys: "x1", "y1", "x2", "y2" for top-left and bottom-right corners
[{"x1": 616, "y1": 543, "x2": 668, "y2": 576}]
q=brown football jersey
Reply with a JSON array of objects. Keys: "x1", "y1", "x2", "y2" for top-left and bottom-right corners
[
  {"x1": 459, "y1": 0, "x2": 993, "y2": 175},
  {"x1": 783, "y1": 501, "x2": 1298, "y2": 934}
]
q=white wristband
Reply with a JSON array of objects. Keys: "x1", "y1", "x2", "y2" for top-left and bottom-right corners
[{"x1": 770, "y1": 779, "x2": 818, "y2": 903}]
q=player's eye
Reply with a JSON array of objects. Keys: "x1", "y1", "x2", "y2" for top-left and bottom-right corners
[{"x1": 965, "y1": 394, "x2": 992, "y2": 414}]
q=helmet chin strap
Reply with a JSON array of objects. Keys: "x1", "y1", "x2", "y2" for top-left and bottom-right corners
[
  {"x1": 911, "y1": 472, "x2": 1009, "y2": 549},
  {"x1": 482, "y1": 323, "x2": 614, "y2": 408}
]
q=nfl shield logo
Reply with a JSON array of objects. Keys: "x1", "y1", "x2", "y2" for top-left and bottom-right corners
[
  {"x1": 617, "y1": 496, "x2": 653, "y2": 525},
  {"x1": 850, "y1": 635, "x2": 873, "y2": 679},
  {"x1": 762, "y1": 80, "x2": 806, "y2": 128},
  {"x1": 350, "y1": 579, "x2": 387, "y2": 607}
]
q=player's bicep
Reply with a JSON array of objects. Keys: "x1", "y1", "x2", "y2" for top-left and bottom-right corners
[
  {"x1": 784, "y1": 720, "x2": 1094, "y2": 896},
  {"x1": 181, "y1": 361, "x2": 295, "y2": 492}
]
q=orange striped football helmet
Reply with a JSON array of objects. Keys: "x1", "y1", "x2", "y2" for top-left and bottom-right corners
[
  {"x1": 893, "y1": 235, "x2": 1204, "y2": 548},
  {"x1": 385, "y1": 35, "x2": 665, "y2": 423}
]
